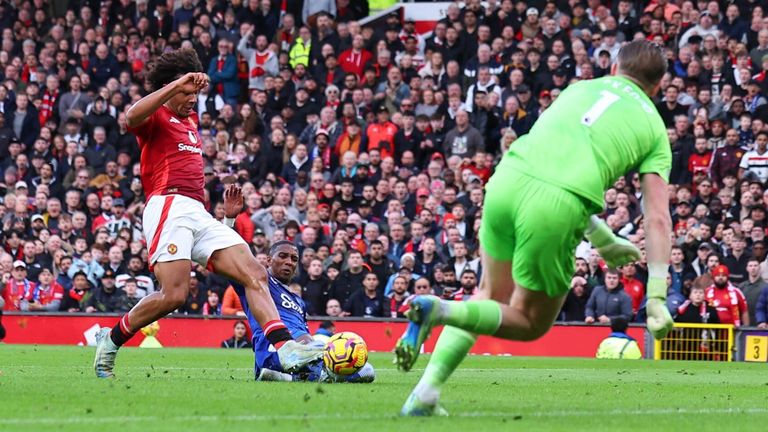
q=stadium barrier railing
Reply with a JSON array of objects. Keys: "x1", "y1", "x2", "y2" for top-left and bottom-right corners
[{"x1": 651, "y1": 323, "x2": 734, "y2": 361}]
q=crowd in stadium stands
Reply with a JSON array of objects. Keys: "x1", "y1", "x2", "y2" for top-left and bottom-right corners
[{"x1": 2, "y1": 0, "x2": 768, "y2": 330}]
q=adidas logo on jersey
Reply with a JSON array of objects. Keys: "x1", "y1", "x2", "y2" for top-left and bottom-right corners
[{"x1": 169, "y1": 117, "x2": 181, "y2": 124}]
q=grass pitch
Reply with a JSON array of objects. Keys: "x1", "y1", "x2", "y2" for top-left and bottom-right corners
[{"x1": 0, "y1": 345, "x2": 767, "y2": 431}]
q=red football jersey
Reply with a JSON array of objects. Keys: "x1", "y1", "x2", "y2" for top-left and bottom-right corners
[
  {"x1": 705, "y1": 284, "x2": 748, "y2": 326},
  {"x1": 128, "y1": 105, "x2": 205, "y2": 203},
  {"x1": 621, "y1": 277, "x2": 645, "y2": 314}
]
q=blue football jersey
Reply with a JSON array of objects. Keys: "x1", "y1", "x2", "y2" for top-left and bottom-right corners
[{"x1": 231, "y1": 273, "x2": 310, "y2": 374}]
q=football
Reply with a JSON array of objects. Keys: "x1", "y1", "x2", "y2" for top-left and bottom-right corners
[{"x1": 323, "y1": 332, "x2": 368, "y2": 375}]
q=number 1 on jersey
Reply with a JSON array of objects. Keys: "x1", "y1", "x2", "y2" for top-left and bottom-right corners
[{"x1": 582, "y1": 90, "x2": 620, "y2": 127}]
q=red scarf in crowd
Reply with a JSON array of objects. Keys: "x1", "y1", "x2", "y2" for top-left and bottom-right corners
[
  {"x1": 39, "y1": 89, "x2": 59, "y2": 126},
  {"x1": 216, "y1": 56, "x2": 226, "y2": 94}
]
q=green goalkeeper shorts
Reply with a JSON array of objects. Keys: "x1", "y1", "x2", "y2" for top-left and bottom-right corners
[{"x1": 479, "y1": 168, "x2": 590, "y2": 298}]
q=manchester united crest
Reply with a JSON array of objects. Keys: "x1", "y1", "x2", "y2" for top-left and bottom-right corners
[{"x1": 168, "y1": 244, "x2": 178, "y2": 254}]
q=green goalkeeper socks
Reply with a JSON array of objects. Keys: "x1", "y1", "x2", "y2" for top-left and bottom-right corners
[
  {"x1": 439, "y1": 299, "x2": 503, "y2": 335},
  {"x1": 421, "y1": 326, "x2": 478, "y2": 389},
  {"x1": 414, "y1": 300, "x2": 503, "y2": 400}
]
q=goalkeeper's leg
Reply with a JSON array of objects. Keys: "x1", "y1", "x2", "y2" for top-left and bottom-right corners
[{"x1": 401, "y1": 250, "x2": 568, "y2": 415}]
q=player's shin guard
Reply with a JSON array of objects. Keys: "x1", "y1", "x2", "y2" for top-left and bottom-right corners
[{"x1": 110, "y1": 314, "x2": 136, "y2": 347}]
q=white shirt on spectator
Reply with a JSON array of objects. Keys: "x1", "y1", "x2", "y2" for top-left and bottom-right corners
[{"x1": 740, "y1": 148, "x2": 768, "y2": 183}]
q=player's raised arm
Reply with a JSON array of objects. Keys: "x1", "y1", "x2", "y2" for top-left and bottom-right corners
[
  {"x1": 126, "y1": 72, "x2": 208, "y2": 128},
  {"x1": 641, "y1": 172, "x2": 674, "y2": 339}
]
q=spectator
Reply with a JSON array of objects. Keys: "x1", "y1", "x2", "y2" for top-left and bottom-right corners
[
  {"x1": 585, "y1": 269, "x2": 633, "y2": 324},
  {"x1": 710, "y1": 128, "x2": 747, "y2": 187},
  {"x1": 595, "y1": 317, "x2": 642, "y2": 359},
  {"x1": 344, "y1": 271, "x2": 384, "y2": 317},
  {"x1": 238, "y1": 29, "x2": 278, "y2": 92},
  {"x1": 116, "y1": 277, "x2": 141, "y2": 313},
  {"x1": 221, "y1": 320, "x2": 253, "y2": 349},
  {"x1": 443, "y1": 110, "x2": 484, "y2": 159},
  {"x1": 756, "y1": 285, "x2": 768, "y2": 328},
  {"x1": 561, "y1": 275, "x2": 591, "y2": 322},
  {"x1": 451, "y1": 269, "x2": 478, "y2": 301},
  {"x1": 331, "y1": 250, "x2": 366, "y2": 306},
  {"x1": 222, "y1": 285, "x2": 245, "y2": 316},
  {"x1": 339, "y1": 35, "x2": 373, "y2": 79},
  {"x1": 61, "y1": 271, "x2": 92, "y2": 312},
  {"x1": 705, "y1": 265, "x2": 749, "y2": 326},
  {"x1": 676, "y1": 282, "x2": 721, "y2": 324},
  {"x1": 180, "y1": 273, "x2": 206, "y2": 315},
  {"x1": 3, "y1": 260, "x2": 36, "y2": 311},
  {"x1": 723, "y1": 234, "x2": 749, "y2": 284},
  {"x1": 58, "y1": 75, "x2": 92, "y2": 126},
  {"x1": 739, "y1": 258, "x2": 768, "y2": 325},
  {"x1": 9, "y1": 94, "x2": 39, "y2": 147},
  {"x1": 302, "y1": 258, "x2": 330, "y2": 315},
  {"x1": 739, "y1": 131, "x2": 768, "y2": 183},
  {"x1": 365, "y1": 239, "x2": 394, "y2": 292},
  {"x1": 208, "y1": 39, "x2": 239, "y2": 106},
  {"x1": 202, "y1": 290, "x2": 222, "y2": 316},
  {"x1": 325, "y1": 298, "x2": 342, "y2": 317},
  {"x1": 84, "y1": 269, "x2": 125, "y2": 313},
  {"x1": 385, "y1": 275, "x2": 410, "y2": 318}
]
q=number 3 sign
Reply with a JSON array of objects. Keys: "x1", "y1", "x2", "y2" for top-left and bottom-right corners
[{"x1": 745, "y1": 335, "x2": 768, "y2": 362}]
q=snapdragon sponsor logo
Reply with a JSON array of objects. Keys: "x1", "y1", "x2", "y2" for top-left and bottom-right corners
[{"x1": 178, "y1": 143, "x2": 203, "y2": 154}]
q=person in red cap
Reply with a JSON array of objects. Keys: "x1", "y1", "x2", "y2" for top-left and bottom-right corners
[{"x1": 705, "y1": 265, "x2": 749, "y2": 326}]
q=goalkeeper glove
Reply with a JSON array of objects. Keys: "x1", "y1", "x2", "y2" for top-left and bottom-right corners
[
  {"x1": 645, "y1": 266, "x2": 674, "y2": 340},
  {"x1": 585, "y1": 216, "x2": 640, "y2": 268}
]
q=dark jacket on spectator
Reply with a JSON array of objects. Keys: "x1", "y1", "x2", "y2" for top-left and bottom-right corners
[
  {"x1": 331, "y1": 269, "x2": 366, "y2": 306},
  {"x1": 302, "y1": 276, "x2": 331, "y2": 316},
  {"x1": 221, "y1": 336, "x2": 253, "y2": 349},
  {"x1": 85, "y1": 285, "x2": 127, "y2": 313},
  {"x1": 83, "y1": 143, "x2": 117, "y2": 174},
  {"x1": 585, "y1": 284, "x2": 633, "y2": 322},
  {"x1": 344, "y1": 289, "x2": 385, "y2": 317},
  {"x1": 280, "y1": 154, "x2": 311, "y2": 184},
  {"x1": 88, "y1": 55, "x2": 120, "y2": 87},
  {"x1": 561, "y1": 286, "x2": 592, "y2": 321},
  {"x1": 9, "y1": 105, "x2": 40, "y2": 147},
  {"x1": 207, "y1": 54, "x2": 240, "y2": 103},
  {"x1": 710, "y1": 143, "x2": 747, "y2": 187}
]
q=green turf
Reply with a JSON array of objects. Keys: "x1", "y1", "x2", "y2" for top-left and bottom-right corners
[{"x1": 0, "y1": 345, "x2": 766, "y2": 431}]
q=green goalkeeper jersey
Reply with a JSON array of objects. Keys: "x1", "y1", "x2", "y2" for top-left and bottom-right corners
[{"x1": 503, "y1": 75, "x2": 671, "y2": 214}]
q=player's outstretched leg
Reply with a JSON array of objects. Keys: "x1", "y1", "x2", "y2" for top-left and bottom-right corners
[
  {"x1": 208, "y1": 246, "x2": 324, "y2": 372},
  {"x1": 400, "y1": 251, "x2": 566, "y2": 416},
  {"x1": 394, "y1": 295, "x2": 502, "y2": 372},
  {"x1": 94, "y1": 260, "x2": 193, "y2": 378}
]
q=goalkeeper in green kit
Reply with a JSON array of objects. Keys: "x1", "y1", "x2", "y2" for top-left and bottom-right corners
[{"x1": 395, "y1": 40, "x2": 675, "y2": 416}]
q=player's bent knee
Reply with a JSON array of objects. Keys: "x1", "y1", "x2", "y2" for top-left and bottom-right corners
[{"x1": 159, "y1": 288, "x2": 188, "y2": 310}]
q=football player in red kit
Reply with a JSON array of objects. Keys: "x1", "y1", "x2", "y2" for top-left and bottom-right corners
[{"x1": 93, "y1": 48, "x2": 322, "y2": 378}]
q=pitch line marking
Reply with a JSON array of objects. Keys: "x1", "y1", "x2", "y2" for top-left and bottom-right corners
[{"x1": 1, "y1": 407, "x2": 767, "y2": 425}]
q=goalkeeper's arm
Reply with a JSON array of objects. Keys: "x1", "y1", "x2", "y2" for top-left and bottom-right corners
[
  {"x1": 640, "y1": 172, "x2": 674, "y2": 339},
  {"x1": 640, "y1": 173, "x2": 672, "y2": 299}
]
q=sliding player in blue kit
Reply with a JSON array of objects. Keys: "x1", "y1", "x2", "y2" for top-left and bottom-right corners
[{"x1": 223, "y1": 185, "x2": 374, "y2": 383}]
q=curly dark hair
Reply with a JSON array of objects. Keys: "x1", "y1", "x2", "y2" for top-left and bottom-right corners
[{"x1": 146, "y1": 48, "x2": 203, "y2": 91}]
